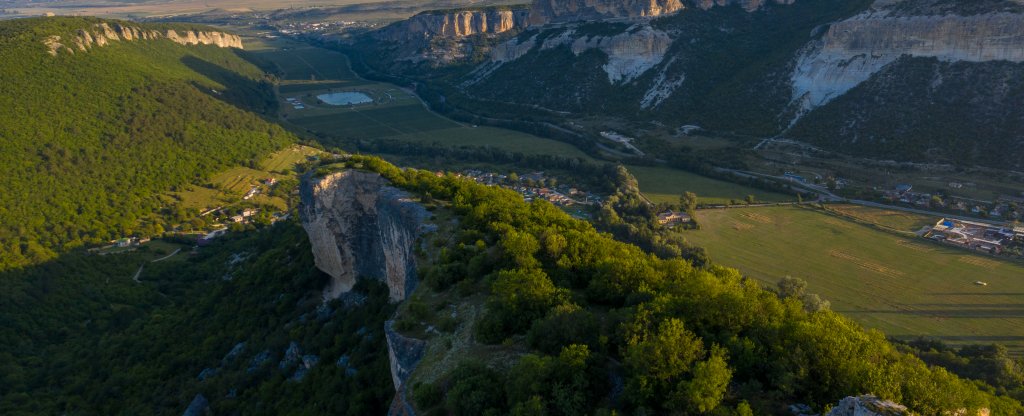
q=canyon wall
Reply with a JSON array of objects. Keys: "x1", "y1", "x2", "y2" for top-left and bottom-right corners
[
  {"x1": 375, "y1": 8, "x2": 530, "y2": 42},
  {"x1": 299, "y1": 170, "x2": 429, "y2": 303},
  {"x1": 528, "y1": 0, "x2": 684, "y2": 25},
  {"x1": 695, "y1": 0, "x2": 796, "y2": 12},
  {"x1": 385, "y1": 320, "x2": 427, "y2": 416},
  {"x1": 488, "y1": 23, "x2": 673, "y2": 83},
  {"x1": 44, "y1": 22, "x2": 242, "y2": 56},
  {"x1": 790, "y1": 10, "x2": 1024, "y2": 115}
]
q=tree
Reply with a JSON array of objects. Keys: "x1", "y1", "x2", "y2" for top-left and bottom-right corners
[
  {"x1": 680, "y1": 192, "x2": 698, "y2": 213},
  {"x1": 802, "y1": 293, "x2": 831, "y2": 313},
  {"x1": 745, "y1": 195, "x2": 756, "y2": 205},
  {"x1": 625, "y1": 318, "x2": 704, "y2": 404},
  {"x1": 674, "y1": 346, "x2": 732, "y2": 413},
  {"x1": 501, "y1": 230, "x2": 541, "y2": 269},
  {"x1": 479, "y1": 269, "x2": 566, "y2": 340},
  {"x1": 776, "y1": 276, "x2": 808, "y2": 300}
]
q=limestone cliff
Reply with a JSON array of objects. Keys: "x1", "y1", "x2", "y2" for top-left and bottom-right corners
[
  {"x1": 485, "y1": 22, "x2": 672, "y2": 83},
  {"x1": 299, "y1": 170, "x2": 430, "y2": 302},
  {"x1": 375, "y1": 8, "x2": 530, "y2": 42},
  {"x1": 385, "y1": 320, "x2": 427, "y2": 416},
  {"x1": 528, "y1": 0, "x2": 684, "y2": 25},
  {"x1": 694, "y1": 0, "x2": 796, "y2": 12},
  {"x1": 44, "y1": 22, "x2": 243, "y2": 56},
  {"x1": 790, "y1": 9, "x2": 1024, "y2": 117}
]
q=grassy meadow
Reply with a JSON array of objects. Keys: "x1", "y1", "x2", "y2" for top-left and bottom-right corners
[
  {"x1": 629, "y1": 165, "x2": 794, "y2": 205},
  {"x1": 685, "y1": 205, "x2": 1024, "y2": 354},
  {"x1": 168, "y1": 145, "x2": 321, "y2": 211}
]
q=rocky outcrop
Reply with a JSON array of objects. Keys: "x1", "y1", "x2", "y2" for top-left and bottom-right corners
[
  {"x1": 385, "y1": 320, "x2": 427, "y2": 416},
  {"x1": 825, "y1": 395, "x2": 909, "y2": 416},
  {"x1": 821, "y1": 395, "x2": 991, "y2": 416},
  {"x1": 376, "y1": 8, "x2": 529, "y2": 42},
  {"x1": 299, "y1": 170, "x2": 430, "y2": 302},
  {"x1": 528, "y1": 0, "x2": 684, "y2": 25},
  {"x1": 790, "y1": 11, "x2": 1024, "y2": 117},
  {"x1": 694, "y1": 0, "x2": 796, "y2": 12},
  {"x1": 487, "y1": 23, "x2": 673, "y2": 83},
  {"x1": 44, "y1": 22, "x2": 243, "y2": 56},
  {"x1": 182, "y1": 394, "x2": 209, "y2": 416}
]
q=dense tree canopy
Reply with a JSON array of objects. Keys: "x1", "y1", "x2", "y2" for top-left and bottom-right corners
[
  {"x1": 0, "y1": 17, "x2": 291, "y2": 270},
  {"x1": 340, "y1": 155, "x2": 1024, "y2": 415}
]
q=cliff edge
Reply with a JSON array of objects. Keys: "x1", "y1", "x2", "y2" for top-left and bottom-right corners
[
  {"x1": 299, "y1": 170, "x2": 430, "y2": 302},
  {"x1": 44, "y1": 22, "x2": 243, "y2": 56}
]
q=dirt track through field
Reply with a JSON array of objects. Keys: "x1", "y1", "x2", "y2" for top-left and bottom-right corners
[
  {"x1": 829, "y1": 249, "x2": 905, "y2": 278},
  {"x1": 958, "y1": 256, "x2": 1001, "y2": 270},
  {"x1": 741, "y1": 212, "x2": 773, "y2": 224},
  {"x1": 895, "y1": 239, "x2": 934, "y2": 252}
]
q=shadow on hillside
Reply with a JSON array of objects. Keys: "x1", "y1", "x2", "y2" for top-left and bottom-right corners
[{"x1": 181, "y1": 55, "x2": 279, "y2": 116}]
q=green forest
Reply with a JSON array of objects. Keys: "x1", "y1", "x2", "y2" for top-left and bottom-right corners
[
  {"x1": 324, "y1": 155, "x2": 1024, "y2": 415},
  {"x1": 1, "y1": 221, "x2": 397, "y2": 415},
  {"x1": 0, "y1": 17, "x2": 291, "y2": 270}
]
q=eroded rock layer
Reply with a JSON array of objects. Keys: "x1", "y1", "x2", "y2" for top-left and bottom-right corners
[
  {"x1": 299, "y1": 170, "x2": 429, "y2": 302},
  {"x1": 44, "y1": 22, "x2": 242, "y2": 56},
  {"x1": 529, "y1": 0, "x2": 685, "y2": 24},
  {"x1": 376, "y1": 8, "x2": 530, "y2": 42},
  {"x1": 791, "y1": 11, "x2": 1024, "y2": 114}
]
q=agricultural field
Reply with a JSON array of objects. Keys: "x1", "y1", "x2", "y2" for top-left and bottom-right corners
[
  {"x1": 167, "y1": 145, "x2": 321, "y2": 212},
  {"x1": 629, "y1": 165, "x2": 794, "y2": 205},
  {"x1": 247, "y1": 43, "x2": 594, "y2": 159},
  {"x1": 825, "y1": 204, "x2": 936, "y2": 233},
  {"x1": 685, "y1": 205, "x2": 1024, "y2": 354}
]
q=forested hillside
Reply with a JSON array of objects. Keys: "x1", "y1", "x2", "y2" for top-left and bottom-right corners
[
  {"x1": 0, "y1": 222, "x2": 397, "y2": 414},
  {"x1": 322, "y1": 156, "x2": 1024, "y2": 415},
  {"x1": 0, "y1": 17, "x2": 291, "y2": 270}
]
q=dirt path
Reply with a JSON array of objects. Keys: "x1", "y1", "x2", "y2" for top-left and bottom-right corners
[
  {"x1": 151, "y1": 248, "x2": 181, "y2": 263},
  {"x1": 132, "y1": 265, "x2": 144, "y2": 283}
]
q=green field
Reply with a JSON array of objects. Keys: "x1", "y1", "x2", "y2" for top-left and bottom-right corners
[
  {"x1": 246, "y1": 43, "x2": 594, "y2": 159},
  {"x1": 685, "y1": 205, "x2": 1024, "y2": 354},
  {"x1": 629, "y1": 165, "x2": 794, "y2": 205},
  {"x1": 825, "y1": 204, "x2": 936, "y2": 233},
  {"x1": 169, "y1": 145, "x2": 321, "y2": 211}
]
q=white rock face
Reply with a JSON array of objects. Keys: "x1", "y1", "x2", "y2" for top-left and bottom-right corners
[
  {"x1": 44, "y1": 22, "x2": 243, "y2": 56},
  {"x1": 375, "y1": 9, "x2": 530, "y2": 42},
  {"x1": 299, "y1": 171, "x2": 430, "y2": 302},
  {"x1": 489, "y1": 23, "x2": 673, "y2": 83},
  {"x1": 791, "y1": 11, "x2": 1024, "y2": 116},
  {"x1": 528, "y1": 0, "x2": 685, "y2": 25},
  {"x1": 825, "y1": 395, "x2": 909, "y2": 416},
  {"x1": 641, "y1": 56, "x2": 685, "y2": 108}
]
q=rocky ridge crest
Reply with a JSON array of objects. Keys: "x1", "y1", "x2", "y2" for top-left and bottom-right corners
[{"x1": 43, "y1": 22, "x2": 243, "y2": 56}]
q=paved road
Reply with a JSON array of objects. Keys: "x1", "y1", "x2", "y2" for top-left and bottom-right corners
[{"x1": 717, "y1": 167, "x2": 1012, "y2": 226}]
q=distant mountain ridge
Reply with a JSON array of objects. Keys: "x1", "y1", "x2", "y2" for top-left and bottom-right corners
[
  {"x1": 44, "y1": 21, "x2": 242, "y2": 56},
  {"x1": 352, "y1": 0, "x2": 1024, "y2": 169}
]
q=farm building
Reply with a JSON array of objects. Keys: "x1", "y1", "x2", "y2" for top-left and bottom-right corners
[
  {"x1": 658, "y1": 211, "x2": 692, "y2": 226},
  {"x1": 927, "y1": 218, "x2": 1017, "y2": 254}
]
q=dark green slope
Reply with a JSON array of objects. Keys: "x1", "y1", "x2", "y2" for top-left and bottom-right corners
[
  {"x1": 463, "y1": 0, "x2": 871, "y2": 134},
  {"x1": 0, "y1": 222, "x2": 397, "y2": 415},
  {"x1": 789, "y1": 57, "x2": 1024, "y2": 170},
  {"x1": 0, "y1": 17, "x2": 292, "y2": 270}
]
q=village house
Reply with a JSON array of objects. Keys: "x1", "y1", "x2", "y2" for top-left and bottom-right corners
[{"x1": 657, "y1": 211, "x2": 692, "y2": 226}]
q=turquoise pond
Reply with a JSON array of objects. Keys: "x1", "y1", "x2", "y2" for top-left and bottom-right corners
[{"x1": 317, "y1": 92, "x2": 373, "y2": 106}]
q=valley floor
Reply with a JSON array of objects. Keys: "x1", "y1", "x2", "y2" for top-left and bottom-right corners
[{"x1": 685, "y1": 205, "x2": 1024, "y2": 355}]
